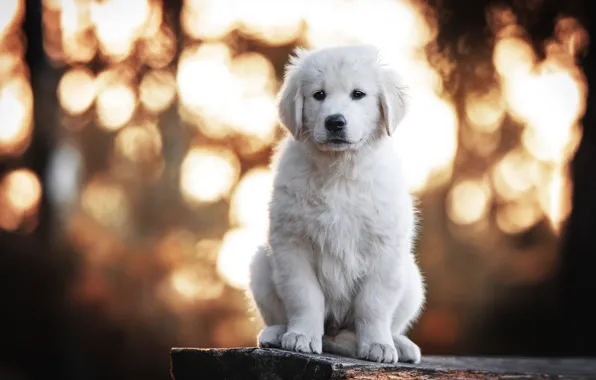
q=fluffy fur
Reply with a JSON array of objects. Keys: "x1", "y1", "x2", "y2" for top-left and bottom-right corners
[{"x1": 247, "y1": 44, "x2": 425, "y2": 364}]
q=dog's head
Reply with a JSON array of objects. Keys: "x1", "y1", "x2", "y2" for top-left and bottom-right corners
[{"x1": 278, "y1": 44, "x2": 407, "y2": 152}]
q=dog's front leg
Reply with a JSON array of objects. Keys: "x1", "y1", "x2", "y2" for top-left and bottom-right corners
[
  {"x1": 354, "y1": 258, "x2": 402, "y2": 364},
  {"x1": 271, "y1": 240, "x2": 325, "y2": 354}
]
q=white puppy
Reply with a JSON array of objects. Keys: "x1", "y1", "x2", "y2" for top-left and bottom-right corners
[{"x1": 247, "y1": 45, "x2": 425, "y2": 364}]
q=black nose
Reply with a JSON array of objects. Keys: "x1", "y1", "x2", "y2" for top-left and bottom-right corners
[{"x1": 325, "y1": 114, "x2": 346, "y2": 133}]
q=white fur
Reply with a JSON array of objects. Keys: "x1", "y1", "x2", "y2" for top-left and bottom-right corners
[{"x1": 247, "y1": 45, "x2": 425, "y2": 364}]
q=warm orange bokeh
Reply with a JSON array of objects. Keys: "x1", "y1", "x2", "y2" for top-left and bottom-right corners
[
  {"x1": 32, "y1": 0, "x2": 589, "y2": 351},
  {"x1": 0, "y1": 169, "x2": 42, "y2": 232}
]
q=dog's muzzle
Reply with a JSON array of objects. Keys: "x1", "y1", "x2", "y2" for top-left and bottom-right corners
[{"x1": 324, "y1": 114, "x2": 348, "y2": 143}]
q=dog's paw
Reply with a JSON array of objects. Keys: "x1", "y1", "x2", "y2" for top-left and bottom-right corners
[
  {"x1": 258, "y1": 325, "x2": 287, "y2": 348},
  {"x1": 281, "y1": 331, "x2": 322, "y2": 354},
  {"x1": 358, "y1": 342, "x2": 398, "y2": 364},
  {"x1": 393, "y1": 335, "x2": 421, "y2": 364}
]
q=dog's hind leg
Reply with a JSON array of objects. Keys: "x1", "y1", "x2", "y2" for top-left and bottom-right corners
[
  {"x1": 390, "y1": 257, "x2": 425, "y2": 363},
  {"x1": 392, "y1": 335, "x2": 421, "y2": 364},
  {"x1": 248, "y1": 245, "x2": 288, "y2": 348}
]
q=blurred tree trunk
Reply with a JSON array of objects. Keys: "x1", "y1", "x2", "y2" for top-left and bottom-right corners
[
  {"x1": 0, "y1": 1, "x2": 71, "y2": 379},
  {"x1": 25, "y1": 0, "x2": 54, "y2": 240},
  {"x1": 559, "y1": 0, "x2": 596, "y2": 357}
]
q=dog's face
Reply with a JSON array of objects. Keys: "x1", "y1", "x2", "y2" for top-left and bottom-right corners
[
  {"x1": 278, "y1": 45, "x2": 406, "y2": 152},
  {"x1": 301, "y1": 56, "x2": 381, "y2": 151}
]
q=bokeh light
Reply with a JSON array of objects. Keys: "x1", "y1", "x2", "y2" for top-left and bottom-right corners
[
  {"x1": 465, "y1": 89, "x2": 506, "y2": 133},
  {"x1": 447, "y1": 179, "x2": 492, "y2": 225},
  {"x1": 96, "y1": 83, "x2": 137, "y2": 130},
  {"x1": 114, "y1": 121, "x2": 163, "y2": 163},
  {"x1": 91, "y1": 0, "x2": 150, "y2": 61},
  {"x1": 57, "y1": 68, "x2": 97, "y2": 115},
  {"x1": 169, "y1": 264, "x2": 225, "y2": 301},
  {"x1": 81, "y1": 176, "x2": 130, "y2": 230},
  {"x1": 1, "y1": 1, "x2": 24, "y2": 40},
  {"x1": 0, "y1": 78, "x2": 33, "y2": 157},
  {"x1": 3, "y1": 169, "x2": 42, "y2": 213},
  {"x1": 177, "y1": 43, "x2": 236, "y2": 117},
  {"x1": 139, "y1": 69, "x2": 177, "y2": 113},
  {"x1": 139, "y1": 26, "x2": 176, "y2": 69},
  {"x1": 180, "y1": 147, "x2": 240, "y2": 205},
  {"x1": 496, "y1": 200, "x2": 544, "y2": 235},
  {"x1": 237, "y1": 0, "x2": 303, "y2": 46},
  {"x1": 396, "y1": 92, "x2": 459, "y2": 193},
  {"x1": 229, "y1": 167, "x2": 273, "y2": 232},
  {"x1": 181, "y1": 0, "x2": 238, "y2": 40},
  {"x1": 492, "y1": 148, "x2": 536, "y2": 202},
  {"x1": 217, "y1": 227, "x2": 263, "y2": 290},
  {"x1": 0, "y1": 169, "x2": 42, "y2": 232}
]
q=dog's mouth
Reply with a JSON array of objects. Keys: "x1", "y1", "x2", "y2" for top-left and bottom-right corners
[
  {"x1": 316, "y1": 138, "x2": 363, "y2": 152},
  {"x1": 325, "y1": 138, "x2": 351, "y2": 145}
]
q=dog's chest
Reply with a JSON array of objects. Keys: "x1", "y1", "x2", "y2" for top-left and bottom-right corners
[
  {"x1": 302, "y1": 179, "x2": 387, "y2": 304},
  {"x1": 306, "y1": 180, "x2": 378, "y2": 252}
]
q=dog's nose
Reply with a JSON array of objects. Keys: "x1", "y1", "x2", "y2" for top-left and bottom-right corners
[{"x1": 325, "y1": 114, "x2": 346, "y2": 133}]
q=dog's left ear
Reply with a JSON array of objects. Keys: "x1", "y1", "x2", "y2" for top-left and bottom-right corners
[{"x1": 379, "y1": 65, "x2": 407, "y2": 136}]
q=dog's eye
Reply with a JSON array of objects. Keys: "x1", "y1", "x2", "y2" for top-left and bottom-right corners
[
  {"x1": 351, "y1": 90, "x2": 366, "y2": 100},
  {"x1": 313, "y1": 90, "x2": 326, "y2": 101}
]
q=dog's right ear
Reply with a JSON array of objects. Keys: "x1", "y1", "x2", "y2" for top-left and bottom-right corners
[
  {"x1": 378, "y1": 61, "x2": 408, "y2": 136},
  {"x1": 278, "y1": 48, "x2": 308, "y2": 138}
]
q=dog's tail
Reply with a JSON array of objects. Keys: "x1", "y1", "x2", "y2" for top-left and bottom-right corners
[{"x1": 322, "y1": 330, "x2": 358, "y2": 358}]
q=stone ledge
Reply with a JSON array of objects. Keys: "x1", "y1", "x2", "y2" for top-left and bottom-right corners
[{"x1": 170, "y1": 347, "x2": 596, "y2": 380}]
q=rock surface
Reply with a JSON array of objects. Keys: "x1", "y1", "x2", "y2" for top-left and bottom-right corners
[{"x1": 170, "y1": 347, "x2": 596, "y2": 380}]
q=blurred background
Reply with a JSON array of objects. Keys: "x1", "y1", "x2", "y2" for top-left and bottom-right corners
[{"x1": 1, "y1": 0, "x2": 595, "y2": 379}]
